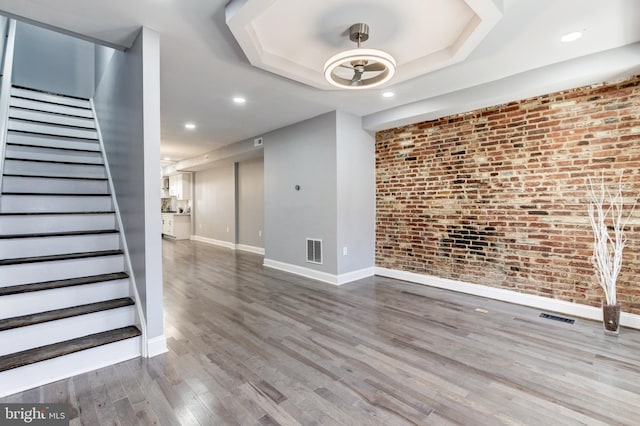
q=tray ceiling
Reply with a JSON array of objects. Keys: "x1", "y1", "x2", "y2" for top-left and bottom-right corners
[{"x1": 226, "y1": 0, "x2": 502, "y2": 89}]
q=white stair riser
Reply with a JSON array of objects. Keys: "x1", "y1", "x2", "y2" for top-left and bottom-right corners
[
  {"x1": 0, "y1": 305, "x2": 136, "y2": 356},
  {"x1": 0, "y1": 214, "x2": 117, "y2": 235},
  {"x1": 5, "y1": 144, "x2": 103, "y2": 164},
  {"x1": 0, "y1": 195, "x2": 113, "y2": 213},
  {"x1": 4, "y1": 159, "x2": 106, "y2": 178},
  {"x1": 9, "y1": 108, "x2": 95, "y2": 129},
  {"x1": 0, "y1": 233, "x2": 121, "y2": 259},
  {"x1": 0, "y1": 336, "x2": 141, "y2": 398},
  {"x1": 11, "y1": 87, "x2": 91, "y2": 109},
  {"x1": 0, "y1": 255, "x2": 125, "y2": 286},
  {"x1": 10, "y1": 97, "x2": 93, "y2": 118},
  {"x1": 7, "y1": 132, "x2": 100, "y2": 152},
  {"x1": 8, "y1": 120, "x2": 97, "y2": 139},
  {"x1": 0, "y1": 279, "x2": 130, "y2": 318},
  {"x1": 2, "y1": 176, "x2": 109, "y2": 194}
]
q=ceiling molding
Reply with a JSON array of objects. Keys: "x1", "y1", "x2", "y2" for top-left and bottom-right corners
[
  {"x1": 0, "y1": 8, "x2": 131, "y2": 50},
  {"x1": 225, "y1": 0, "x2": 503, "y2": 90},
  {"x1": 363, "y1": 42, "x2": 640, "y2": 132}
]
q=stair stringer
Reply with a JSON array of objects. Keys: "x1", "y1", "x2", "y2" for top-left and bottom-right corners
[
  {"x1": 0, "y1": 19, "x2": 16, "y2": 195},
  {"x1": 90, "y1": 99, "x2": 149, "y2": 358}
]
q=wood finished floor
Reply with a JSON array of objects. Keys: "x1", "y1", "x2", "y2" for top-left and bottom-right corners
[{"x1": 2, "y1": 239, "x2": 640, "y2": 425}]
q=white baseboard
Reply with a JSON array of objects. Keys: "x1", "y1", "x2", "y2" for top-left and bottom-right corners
[
  {"x1": 236, "y1": 244, "x2": 266, "y2": 255},
  {"x1": 190, "y1": 235, "x2": 265, "y2": 255},
  {"x1": 264, "y1": 258, "x2": 373, "y2": 286},
  {"x1": 337, "y1": 267, "x2": 376, "y2": 285},
  {"x1": 191, "y1": 235, "x2": 235, "y2": 250},
  {"x1": 375, "y1": 267, "x2": 640, "y2": 330},
  {"x1": 146, "y1": 334, "x2": 168, "y2": 357}
]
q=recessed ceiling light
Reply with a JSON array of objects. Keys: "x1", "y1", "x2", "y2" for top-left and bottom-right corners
[
  {"x1": 561, "y1": 31, "x2": 583, "y2": 43},
  {"x1": 233, "y1": 97, "x2": 246, "y2": 104},
  {"x1": 184, "y1": 122, "x2": 196, "y2": 130},
  {"x1": 163, "y1": 157, "x2": 171, "y2": 161},
  {"x1": 382, "y1": 92, "x2": 395, "y2": 98}
]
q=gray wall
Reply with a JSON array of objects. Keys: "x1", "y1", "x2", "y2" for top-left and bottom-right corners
[
  {"x1": 13, "y1": 21, "x2": 95, "y2": 98},
  {"x1": 238, "y1": 157, "x2": 264, "y2": 248},
  {"x1": 194, "y1": 164, "x2": 236, "y2": 243},
  {"x1": 335, "y1": 111, "x2": 375, "y2": 274},
  {"x1": 93, "y1": 27, "x2": 164, "y2": 347},
  {"x1": 94, "y1": 44, "x2": 116, "y2": 91},
  {"x1": 189, "y1": 110, "x2": 374, "y2": 279},
  {"x1": 0, "y1": 16, "x2": 9, "y2": 73},
  {"x1": 264, "y1": 111, "x2": 338, "y2": 274}
]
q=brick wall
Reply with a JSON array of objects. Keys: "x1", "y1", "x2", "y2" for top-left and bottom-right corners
[{"x1": 376, "y1": 75, "x2": 640, "y2": 314}]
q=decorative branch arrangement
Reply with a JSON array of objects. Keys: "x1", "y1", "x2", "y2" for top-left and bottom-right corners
[{"x1": 587, "y1": 172, "x2": 637, "y2": 305}]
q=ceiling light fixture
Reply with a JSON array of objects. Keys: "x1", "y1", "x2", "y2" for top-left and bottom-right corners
[
  {"x1": 324, "y1": 23, "x2": 396, "y2": 90},
  {"x1": 560, "y1": 31, "x2": 583, "y2": 43},
  {"x1": 382, "y1": 91, "x2": 395, "y2": 98},
  {"x1": 184, "y1": 122, "x2": 196, "y2": 130},
  {"x1": 233, "y1": 96, "x2": 246, "y2": 104}
]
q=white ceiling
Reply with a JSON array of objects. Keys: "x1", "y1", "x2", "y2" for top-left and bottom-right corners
[
  {"x1": 225, "y1": 0, "x2": 502, "y2": 89},
  {"x1": 0, "y1": 0, "x2": 638, "y2": 163}
]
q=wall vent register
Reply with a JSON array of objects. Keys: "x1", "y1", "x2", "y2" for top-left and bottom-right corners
[{"x1": 306, "y1": 238, "x2": 322, "y2": 264}]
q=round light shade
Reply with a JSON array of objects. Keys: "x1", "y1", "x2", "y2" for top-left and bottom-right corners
[{"x1": 324, "y1": 48, "x2": 396, "y2": 90}]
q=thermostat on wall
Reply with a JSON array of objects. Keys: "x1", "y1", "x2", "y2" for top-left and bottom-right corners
[{"x1": 254, "y1": 137, "x2": 264, "y2": 147}]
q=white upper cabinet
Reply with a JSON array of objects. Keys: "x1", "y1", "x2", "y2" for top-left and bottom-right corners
[
  {"x1": 161, "y1": 177, "x2": 170, "y2": 198},
  {"x1": 168, "y1": 173, "x2": 191, "y2": 200}
]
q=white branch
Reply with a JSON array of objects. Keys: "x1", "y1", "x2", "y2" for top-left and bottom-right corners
[{"x1": 587, "y1": 171, "x2": 636, "y2": 305}]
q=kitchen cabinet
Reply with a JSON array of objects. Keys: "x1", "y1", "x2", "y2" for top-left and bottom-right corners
[
  {"x1": 169, "y1": 173, "x2": 191, "y2": 200},
  {"x1": 160, "y1": 177, "x2": 170, "y2": 198},
  {"x1": 162, "y1": 213, "x2": 191, "y2": 240}
]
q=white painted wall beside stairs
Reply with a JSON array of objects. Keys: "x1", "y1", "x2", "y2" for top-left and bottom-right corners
[{"x1": 93, "y1": 27, "x2": 166, "y2": 357}]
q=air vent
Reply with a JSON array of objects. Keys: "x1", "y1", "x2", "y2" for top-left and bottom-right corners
[
  {"x1": 306, "y1": 238, "x2": 322, "y2": 264},
  {"x1": 539, "y1": 313, "x2": 575, "y2": 324}
]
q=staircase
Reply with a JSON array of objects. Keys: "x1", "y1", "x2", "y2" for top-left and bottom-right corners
[{"x1": 0, "y1": 86, "x2": 142, "y2": 398}]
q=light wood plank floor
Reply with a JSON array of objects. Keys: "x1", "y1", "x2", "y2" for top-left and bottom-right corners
[{"x1": 3, "y1": 239, "x2": 640, "y2": 425}]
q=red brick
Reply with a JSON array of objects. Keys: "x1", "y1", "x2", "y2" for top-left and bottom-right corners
[{"x1": 376, "y1": 75, "x2": 640, "y2": 315}]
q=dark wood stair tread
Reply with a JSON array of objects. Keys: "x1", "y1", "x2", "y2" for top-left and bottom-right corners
[
  {"x1": 0, "y1": 211, "x2": 115, "y2": 216},
  {"x1": 0, "y1": 298, "x2": 134, "y2": 332},
  {"x1": 0, "y1": 249, "x2": 123, "y2": 266},
  {"x1": 0, "y1": 229, "x2": 118, "y2": 239},
  {"x1": 9, "y1": 106, "x2": 94, "y2": 120},
  {"x1": 4, "y1": 157, "x2": 102, "y2": 166},
  {"x1": 0, "y1": 272, "x2": 129, "y2": 296},
  {"x1": 7, "y1": 129, "x2": 98, "y2": 143},
  {"x1": 0, "y1": 326, "x2": 140, "y2": 372},
  {"x1": 3, "y1": 173, "x2": 107, "y2": 181},
  {"x1": 12, "y1": 85, "x2": 91, "y2": 103},
  {"x1": 5, "y1": 129, "x2": 98, "y2": 141},
  {"x1": 8, "y1": 117, "x2": 96, "y2": 131},
  {"x1": 2, "y1": 192, "x2": 110, "y2": 196},
  {"x1": 5, "y1": 142, "x2": 100, "y2": 153}
]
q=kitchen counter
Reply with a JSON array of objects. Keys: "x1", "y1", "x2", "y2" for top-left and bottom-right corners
[{"x1": 161, "y1": 212, "x2": 191, "y2": 239}]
